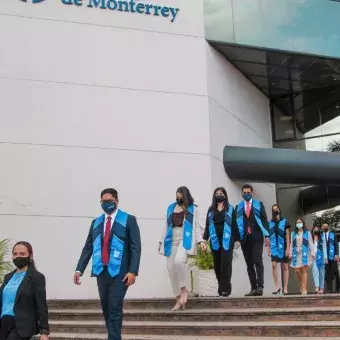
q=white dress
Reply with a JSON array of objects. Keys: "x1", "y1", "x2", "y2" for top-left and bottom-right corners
[{"x1": 289, "y1": 231, "x2": 315, "y2": 269}]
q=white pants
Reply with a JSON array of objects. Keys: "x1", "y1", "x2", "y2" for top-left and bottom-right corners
[{"x1": 167, "y1": 227, "x2": 188, "y2": 296}]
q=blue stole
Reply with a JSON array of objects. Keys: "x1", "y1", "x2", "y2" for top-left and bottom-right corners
[
  {"x1": 163, "y1": 203, "x2": 194, "y2": 257},
  {"x1": 269, "y1": 218, "x2": 286, "y2": 259},
  {"x1": 292, "y1": 230, "x2": 309, "y2": 267},
  {"x1": 327, "y1": 232, "x2": 336, "y2": 261},
  {"x1": 208, "y1": 204, "x2": 234, "y2": 251},
  {"x1": 236, "y1": 199, "x2": 269, "y2": 241},
  {"x1": 316, "y1": 234, "x2": 325, "y2": 268},
  {"x1": 92, "y1": 210, "x2": 128, "y2": 277}
]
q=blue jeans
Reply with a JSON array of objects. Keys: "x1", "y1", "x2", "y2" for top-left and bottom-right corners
[{"x1": 312, "y1": 260, "x2": 325, "y2": 289}]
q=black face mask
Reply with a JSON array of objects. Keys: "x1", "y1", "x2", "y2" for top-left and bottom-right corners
[
  {"x1": 273, "y1": 211, "x2": 280, "y2": 216},
  {"x1": 323, "y1": 228, "x2": 329, "y2": 233},
  {"x1": 13, "y1": 257, "x2": 31, "y2": 269},
  {"x1": 314, "y1": 230, "x2": 320, "y2": 235},
  {"x1": 176, "y1": 198, "x2": 184, "y2": 206},
  {"x1": 215, "y1": 196, "x2": 225, "y2": 203}
]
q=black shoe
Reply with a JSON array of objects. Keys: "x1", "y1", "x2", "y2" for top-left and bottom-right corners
[
  {"x1": 256, "y1": 287, "x2": 263, "y2": 296},
  {"x1": 245, "y1": 289, "x2": 257, "y2": 297},
  {"x1": 221, "y1": 292, "x2": 231, "y2": 297},
  {"x1": 272, "y1": 288, "x2": 281, "y2": 295}
]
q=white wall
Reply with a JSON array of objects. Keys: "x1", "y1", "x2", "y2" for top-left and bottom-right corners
[
  {"x1": 0, "y1": 0, "x2": 275, "y2": 299},
  {"x1": 205, "y1": 46, "x2": 276, "y2": 296}
]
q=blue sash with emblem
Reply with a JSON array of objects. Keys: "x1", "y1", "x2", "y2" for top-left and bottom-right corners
[
  {"x1": 208, "y1": 204, "x2": 234, "y2": 251},
  {"x1": 236, "y1": 199, "x2": 269, "y2": 241},
  {"x1": 328, "y1": 232, "x2": 336, "y2": 261},
  {"x1": 292, "y1": 230, "x2": 309, "y2": 267},
  {"x1": 163, "y1": 203, "x2": 194, "y2": 257},
  {"x1": 316, "y1": 234, "x2": 325, "y2": 268},
  {"x1": 92, "y1": 209, "x2": 128, "y2": 277},
  {"x1": 269, "y1": 219, "x2": 286, "y2": 259}
]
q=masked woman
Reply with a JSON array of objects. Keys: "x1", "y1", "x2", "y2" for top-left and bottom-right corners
[
  {"x1": 268, "y1": 204, "x2": 291, "y2": 295},
  {"x1": 203, "y1": 187, "x2": 238, "y2": 297},
  {"x1": 289, "y1": 218, "x2": 315, "y2": 295},
  {"x1": 0, "y1": 241, "x2": 49, "y2": 340},
  {"x1": 158, "y1": 186, "x2": 206, "y2": 311},
  {"x1": 311, "y1": 225, "x2": 327, "y2": 294}
]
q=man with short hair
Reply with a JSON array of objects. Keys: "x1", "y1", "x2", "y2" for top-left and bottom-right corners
[
  {"x1": 73, "y1": 188, "x2": 141, "y2": 340},
  {"x1": 322, "y1": 222, "x2": 340, "y2": 293},
  {"x1": 235, "y1": 184, "x2": 269, "y2": 296}
]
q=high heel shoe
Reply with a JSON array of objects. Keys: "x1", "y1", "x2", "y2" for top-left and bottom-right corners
[
  {"x1": 171, "y1": 300, "x2": 182, "y2": 311},
  {"x1": 272, "y1": 288, "x2": 281, "y2": 295}
]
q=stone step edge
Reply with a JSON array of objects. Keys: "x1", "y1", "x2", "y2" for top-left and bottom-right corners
[
  {"x1": 49, "y1": 334, "x2": 340, "y2": 340},
  {"x1": 49, "y1": 320, "x2": 340, "y2": 326},
  {"x1": 48, "y1": 306, "x2": 340, "y2": 314}
]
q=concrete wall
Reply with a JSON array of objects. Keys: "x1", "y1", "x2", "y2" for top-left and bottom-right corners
[{"x1": 0, "y1": 0, "x2": 275, "y2": 299}]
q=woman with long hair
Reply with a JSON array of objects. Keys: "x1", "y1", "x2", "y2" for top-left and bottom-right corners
[
  {"x1": 203, "y1": 187, "x2": 238, "y2": 297},
  {"x1": 158, "y1": 186, "x2": 206, "y2": 311},
  {"x1": 0, "y1": 241, "x2": 49, "y2": 340},
  {"x1": 311, "y1": 225, "x2": 327, "y2": 294},
  {"x1": 268, "y1": 204, "x2": 291, "y2": 295},
  {"x1": 289, "y1": 219, "x2": 315, "y2": 295}
]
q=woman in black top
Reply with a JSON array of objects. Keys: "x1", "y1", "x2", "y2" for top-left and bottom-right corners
[
  {"x1": 0, "y1": 241, "x2": 49, "y2": 340},
  {"x1": 268, "y1": 205, "x2": 291, "y2": 295},
  {"x1": 203, "y1": 187, "x2": 239, "y2": 297}
]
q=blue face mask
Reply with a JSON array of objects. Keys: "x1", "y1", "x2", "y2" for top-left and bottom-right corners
[
  {"x1": 101, "y1": 201, "x2": 116, "y2": 214},
  {"x1": 296, "y1": 223, "x2": 303, "y2": 229},
  {"x1": 242, "y1": 193, "x2": 252, "y2": 202}
]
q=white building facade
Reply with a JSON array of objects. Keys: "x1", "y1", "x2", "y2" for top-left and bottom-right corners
[{"x1": 0, "y1": 0, "x2": 275, "y2": 299}]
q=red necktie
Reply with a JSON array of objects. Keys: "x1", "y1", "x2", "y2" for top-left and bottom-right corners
[
  {"x1": 246, "y1": 202, "x2": 252, "y2": 234},
  {"x1": 102, "y1": 216, "x2": 112, "y2": 266}
]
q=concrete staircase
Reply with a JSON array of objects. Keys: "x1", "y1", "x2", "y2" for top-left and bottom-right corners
[{"x1": 48, "y1": 296, "x2": 340, "y2": 339}]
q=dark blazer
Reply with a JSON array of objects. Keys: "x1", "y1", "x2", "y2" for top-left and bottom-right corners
[
  {"x1": 0, "y1": 267, "x2": 50, "y2": 337},
  {"x1": 76, "y1": 211, "x2": 141, "y2": 277},
  {"x1": 234, "y1": 201, "x2": 269, "y2": 242}
]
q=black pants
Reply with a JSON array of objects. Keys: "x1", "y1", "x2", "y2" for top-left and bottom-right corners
[
  {"x1": 241, "y1": 235, "x2": 264, "y2": 289},
  {"x1": 325, "y1": 260, "x2": 340, "y2": 292},
  {"x1": 97, "y1": 270, "x2": 128, "y2": 340},
  {"x1": 212, "y1": 246, "x2": 233, "y2": 295},
  {"x1": 0, "y1": 317, "x2": 30, "y2": 340}
]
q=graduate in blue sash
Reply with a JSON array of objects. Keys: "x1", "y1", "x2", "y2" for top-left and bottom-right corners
[
  {"x1": 74, "y1": 188, "x2": 141, "y2": 340},
  {"x1": 311, "y1": 226, "x2": 327, "y2": 294},
  {"x1": 268, "y1": 204, "x2": 290, "y2": 295},
  {"x1": 203, "y1": 187, "x2": 239, "y2": 297},
  {"x1": 158, "y1": 186, "x2": 206, "y2": 311},
  {"x1": 235, "y1": 184, "x2": 269, "y2": 297},
  {"x1": 322, "y1": 222, "x2": 340, "y2": 293},
  {"x1": 289, "y1": 218, "x2": 314, "y2": 295}
]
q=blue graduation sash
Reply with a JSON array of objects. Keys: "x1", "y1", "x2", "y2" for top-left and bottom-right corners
[
  {"x1": 292, "y1": 230, "x2": 309, "y2": 267},
  {"x1": 269, "y1": 218, "x2": 286, "y2": 259}
]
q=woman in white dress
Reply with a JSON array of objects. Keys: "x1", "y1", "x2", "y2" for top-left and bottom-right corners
[
  {"x1": 289, "y1": 218, "x2": 315, "y2": 295},
  {"x1": 158, "y1": 186, "x2": 206, "y2": 311}
]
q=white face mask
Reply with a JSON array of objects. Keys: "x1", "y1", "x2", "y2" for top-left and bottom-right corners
[{"x1": 296, "y1": 223, "x2": 303, "y2": 229}]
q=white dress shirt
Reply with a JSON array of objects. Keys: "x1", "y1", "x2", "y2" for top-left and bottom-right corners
[{"x1": 104, "y1": 209, "x2": 118, "y2": 237}]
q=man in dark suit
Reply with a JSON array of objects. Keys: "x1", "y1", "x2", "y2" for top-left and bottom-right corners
[
  {"x1": 234, "y1": 184, "x2": 269, "y2": 296},
  {"x1": 322, "y1": 222, "x2": 340, "y2": 293},
  {"x1": 74, "y1": 188, "x2": 141, "y2": 340}
]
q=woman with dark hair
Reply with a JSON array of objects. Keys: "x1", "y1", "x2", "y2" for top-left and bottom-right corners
[
  {"x1": 0, "y1": 241, "x2": 49, "y2": 340},
  {"x1": 158, "y1": 186, "x2": 206, "y2": 311},
  {"x1": 289, "y1": 219, "x2": 315, "y2": 295},
  {"x1": 268, "y1": 204, "x2": 291, "y2": 295},
  {"x1": 311, "y1": 225, "x2": 327, "y2": 294},
  {"x1": 203, "y1": 187, "x2": 238, "y2": 297}
]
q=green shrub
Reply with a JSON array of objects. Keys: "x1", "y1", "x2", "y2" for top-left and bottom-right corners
[{"x1": 0, "y1": 239, "x2": 13, "y2": 283}]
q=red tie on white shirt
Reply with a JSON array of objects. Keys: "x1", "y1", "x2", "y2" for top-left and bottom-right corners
[
  {"x1": 102, "y1": 216, "x2": 111, "y2": 266},
  {"x1": 246, "y1": 202, "x2": 252, "y2": 234}
]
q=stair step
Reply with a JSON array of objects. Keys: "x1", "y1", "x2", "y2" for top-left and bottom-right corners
[
  {"x1": 49, "y1": 306, "x2": 340, "y2": 322},
  {"x1": 49, "y1": 335, "x2": 340, "y2": 340},
  {"x1": 48, "y1": 295, "x2": 340, "y2": 310},
  {"x1": 49, "y1": 320, "x2": 340, "y2": 337}
]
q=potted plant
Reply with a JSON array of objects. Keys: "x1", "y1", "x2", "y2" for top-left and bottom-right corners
[
  {"x1": 189, "y1": 245, "x2": 218, "y2": 297},
  {"x1": 0, "y1": 239, "x2": 13, "y2": 284}
]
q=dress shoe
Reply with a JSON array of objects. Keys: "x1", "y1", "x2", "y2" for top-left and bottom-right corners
[
  {"x1": 245, "y1": 289, "x2": 257, "y2": 297},
  {"x1": 256, "y1": 287, "x2": 263, "y2": 296}
]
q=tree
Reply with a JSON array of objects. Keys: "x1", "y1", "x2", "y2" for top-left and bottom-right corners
[
  {"x1": 327, "y1": 140, "x2": 340, "y2": 153},
  {"x1": 0, "y1": 239, "x2": 13, "y2": 283}
]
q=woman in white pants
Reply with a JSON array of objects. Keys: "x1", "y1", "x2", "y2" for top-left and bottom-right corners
[{"x1": 158, "y1": 186, "x2": 206, "y2": 311}]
